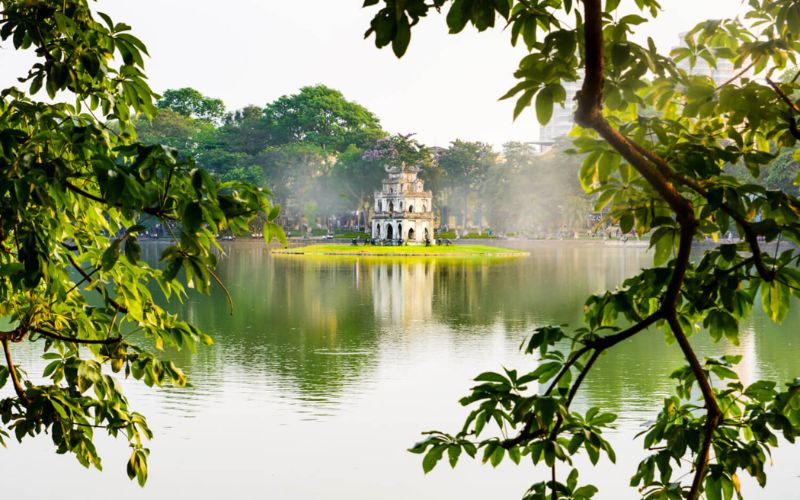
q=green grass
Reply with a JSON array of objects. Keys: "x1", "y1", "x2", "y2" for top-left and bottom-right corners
[
  {"x1": 272, "y1": 243, "x2": 527, "y2": 257},
  {"x1": 436, "y1": 231, "x2": 496, "y2": 239},
  {"x1": 333, "y1": 231, "x2": 371, "y2": 239}
]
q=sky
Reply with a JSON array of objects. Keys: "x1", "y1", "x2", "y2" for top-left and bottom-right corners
[{"x1": 1, "y1": 0, "x2": 750, "y2": 148}]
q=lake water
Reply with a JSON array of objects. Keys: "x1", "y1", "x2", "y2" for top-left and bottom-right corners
[{"x1": 2, "y1": 241, "x2": 799, "y2": 499}]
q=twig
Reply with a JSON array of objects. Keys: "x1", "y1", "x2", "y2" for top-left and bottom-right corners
[
  {"x1": 715, "y1": 56, "x2": 760, "y2": 90},
  {"x1": 66, "y1": 253, "x2": 128, "y2": 314}
]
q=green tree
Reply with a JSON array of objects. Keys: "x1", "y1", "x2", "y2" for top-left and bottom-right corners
[
  {"x1": 258, "y1": 142, "x2": 331, "y2": 217},
  {"x1": 0, "y1": 0, "x2": 283, "y2": 485},
  {"x1": 327, "y1": 144, "x2": 388, "y2": 224},
  {"x1": 264, "y1": 84, "x2": 384, "y2": 152},
  {"x1": 364, "y1": 1, "x2": 800, "y2": 499},
  {"x1": 437, "y1": 140, "x2": 498, "y2": 232},
  {"x1": 157, "y1": 87, "x2": 226, "y2": 124},
  {"x1": 136, "y1": 107, "x2": 211, "y2": 155}
]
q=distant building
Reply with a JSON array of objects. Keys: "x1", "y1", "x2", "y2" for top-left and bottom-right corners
[{"x1": 371, "y1": 163, "x2": 434, "y2": 244}]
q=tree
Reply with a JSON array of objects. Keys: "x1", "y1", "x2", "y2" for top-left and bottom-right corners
[
  {"x1": 0, "y1": 0, "x2": 283, "y2": 485},
  {"x1": 263, "y1": 84, "x2": 384, "y2": 152},
  {"x1": 136, "y1": 107, "x2": 212, "y2": 155},
  {"x1": 157, "y1": 87, "x2": 226, "y2": 124},
  {"x1": 364, "y1": 1, "x2": 800, "y2": 499},
  {"x1": 437, "y1": 140, "x2": 497, "y2": 231}
]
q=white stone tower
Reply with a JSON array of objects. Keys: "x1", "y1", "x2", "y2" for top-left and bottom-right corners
[{"x1": 371, "y1": 163, "x2": 434, "y2": 244}]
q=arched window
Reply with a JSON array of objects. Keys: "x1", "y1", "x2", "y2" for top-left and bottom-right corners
[
  {"x1": 408, "y1": 205, "x2": 414, "y2": 213},
  {"x1": 408, "y1": 227, "x2": 415, "y2": 240},
  {"x1": 388, "y1": 201, "x2": 394, "y2": 212},
  {"x1": 399, "y1": 201, "x2": 403, "y2": 211},
  {"x1": 422, "y1": 203, "x2": 427, "y2": 212},
  {"x1": 377, "y1": 200, "x2": 382, "y2": 212}
]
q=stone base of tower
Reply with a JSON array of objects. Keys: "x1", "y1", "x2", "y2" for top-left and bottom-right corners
[{"x1": 371, "y1": 218, "x2": 434, "y2": 245}]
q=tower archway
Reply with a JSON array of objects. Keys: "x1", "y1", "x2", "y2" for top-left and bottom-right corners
[
  {"x1": 386, "y1": 224, "x2": 393, "y2": 240},
  {"x1": 408, "y1": 228, "x2": 415, "y2": 241}
]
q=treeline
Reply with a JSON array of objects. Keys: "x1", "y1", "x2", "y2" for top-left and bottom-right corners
[{"x1": 136, "y1": 84, "x2": 592, "y2": 236}]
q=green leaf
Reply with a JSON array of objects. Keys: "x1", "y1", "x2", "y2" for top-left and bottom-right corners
[
  {"x1": 102, "y1": 240, "x2": 122, "y2": 271},
  {"x1": 705, "y1": 309, "x2": 739, "y2": 344},
  {"x1": 392, "y1": 16, "x2": 411, "y2": 58},
  {"x1": 474, "y1": 371, "x2": 508, "y2": 384},
  {"x1": 264, "y1": 222, "x2": 288, "y2": 247},
  {"x1": 268, "y1": 203, "x2": 281, "y2": 222},
  {"x1": 535, "y1": 86, "x2": 554, "y2": 125},
  {"x1": 447, "y1": 445, "x2": 461, "y2": 467},
  {"x1": 422, "y1": 445, "x2": 444, "y2": 473},
  {"x1": 183, "y1": 202, "x2": 203, "y2": 231},
  {"x1": 619, "y1": 212, "x2": 634, "y2": 234},
  {"x1": 124, "y1": 237, "x2": 141, "y2": 264},
  {"x1": 513, "y1": 88, "x2": 536, "y2": 121},
  {"x1": 762, "y1": 280, "x2": 790, "y2": 323}
]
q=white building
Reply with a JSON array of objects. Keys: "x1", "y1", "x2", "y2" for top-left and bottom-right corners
[{"x1": 371, "y1": 163, "x2": 434, "y2": 244}]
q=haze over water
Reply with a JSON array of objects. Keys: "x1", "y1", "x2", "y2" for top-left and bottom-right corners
[{"x1": 2, "y1": 241, "x2": 798, "y2": 499}]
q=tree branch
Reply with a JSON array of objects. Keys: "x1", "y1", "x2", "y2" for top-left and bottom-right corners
[
  {"x1": 715, "y1": 56, "x2": 760, "y2": 90},
  {"x1": 64, "y1": 180, "x2": 176, "y2": 220},
  {"x1": 33, "y1": 327, "x2": 122, "y2": 346},
  {"x1": 766, "y1": 77, "x2": 800, "y2": 114},
  {"x1": 2, "y1": 338, "x2": 31, "y2": 406},
  {"x1": 575, "y1": 3, "x2": 720, "y2": 498}
]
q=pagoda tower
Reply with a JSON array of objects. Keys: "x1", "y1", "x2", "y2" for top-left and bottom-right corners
[{"x1": 371, "y1": 163, "x2": 434, "y2": 244}]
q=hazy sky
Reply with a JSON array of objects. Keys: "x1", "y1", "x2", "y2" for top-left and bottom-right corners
[{"x1": 1, "y1": 1, "x2": 749, "y2": 147}]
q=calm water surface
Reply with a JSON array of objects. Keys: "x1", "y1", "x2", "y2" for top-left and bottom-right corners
[{"x1": 3, "y1": 241, "x2": 799, "y2": 499}]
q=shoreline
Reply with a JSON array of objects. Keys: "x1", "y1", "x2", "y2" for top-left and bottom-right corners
[{"x1": 270, "y1": 243, "x2": 529, "y2": 257}]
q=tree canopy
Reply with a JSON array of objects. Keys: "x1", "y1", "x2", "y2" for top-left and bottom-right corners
[
  {"x1": 157, "y1": 87, "x2": 226, "y2": 123},
  {"x1": 363, "y1": 1, "x2": 800, "y2": 499},
  {"x1": 0, "y1": 0, "x2": 282, "y2": 485}
]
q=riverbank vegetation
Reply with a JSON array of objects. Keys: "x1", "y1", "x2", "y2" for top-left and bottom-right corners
[{"x1": 137, "y1": 85, "x2": 592, "y2": 238}]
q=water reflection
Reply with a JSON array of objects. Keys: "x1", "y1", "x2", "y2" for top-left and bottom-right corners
[{"x1": 2, "y1": 241, "x2": 799, "y2": 500}]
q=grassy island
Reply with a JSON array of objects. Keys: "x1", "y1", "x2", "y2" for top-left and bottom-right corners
[{"x1": 272, "y1": 243, "x2": 528, "y2": 257}]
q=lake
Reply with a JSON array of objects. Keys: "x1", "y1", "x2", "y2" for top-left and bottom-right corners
[{"x1": 2, "y1": 240, "x2": 799, "y2": 499}]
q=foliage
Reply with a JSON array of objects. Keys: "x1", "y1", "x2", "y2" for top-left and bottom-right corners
[
  {"x1": 263, "y1": 85, "x2": 384, "y2": 152},
  {"x1": 139, "y1": 85, "x2": 591, "y2": 235},
  {"x1": 0, "y1": 0, "x2": 283, "y2": 485},
  {"x1": 363, "y1": 0, "x2": 800, "y2": 499},
  {"x1": 437, "y1": 140, "x2": 497, "y2": 230},
  {"x1": 157, "y1": 87, "x2": 225, "y2": 124}
]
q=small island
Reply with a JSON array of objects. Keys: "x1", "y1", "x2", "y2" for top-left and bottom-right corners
[{"x1": 271, "y1": 243, "x2": 528, "y2": 257}]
